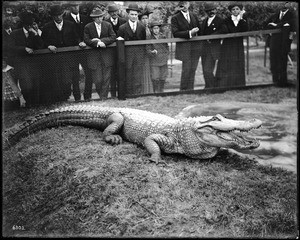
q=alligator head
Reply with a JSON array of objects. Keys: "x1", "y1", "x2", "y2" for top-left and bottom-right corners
[
  {"x1": 193, "y1": 114, "x2": 261, "y2": 149},
  {"x1": 178, "y1": 114, "x2": 262, "y2": 159}
]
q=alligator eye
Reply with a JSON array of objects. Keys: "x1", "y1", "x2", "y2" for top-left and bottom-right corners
[{"x1": 212, "y1": 116, "x2": 221, "y2": 121}]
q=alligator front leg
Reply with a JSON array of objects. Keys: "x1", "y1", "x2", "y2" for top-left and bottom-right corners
[
  {"x1": 103, "y1": 113, "x2": 124, "y2": 145},
  {"x1": 144, "y1": 134, "x2": 175, "y2": 165}
]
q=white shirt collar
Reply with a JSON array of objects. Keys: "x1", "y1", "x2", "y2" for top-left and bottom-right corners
[
  {"x1": 129, "y1": 20, "x2": 136, "y2": 28},
  {"x1": 111, "y1": 17, "x2": 118, "y2": 24},
  {"x1": 94, "y1": 22, "x2": 101, "y2": 28},
  {"x1": 207, "y1": 15, "x2": 216, "y2": 25},
  {"x1": 71, "y1": 12, "x2": 80, "y2": 22},
  {"x1": 54, "y1": 20, "x2": 63, "y2": 30},
  {"x1": 23, "y1": 27, "x2": 29, "y2": 36}
]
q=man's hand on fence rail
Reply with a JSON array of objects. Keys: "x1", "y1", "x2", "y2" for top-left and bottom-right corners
[
  {"x1": 25, "y1": 47, "x2": 34, "y2": 54},
  {"x1": 79, "y1": 41, "x2": 86, "y2": 48},
  {"x1": 48, "y1": 45, "x2": 57, "y2": 53}
]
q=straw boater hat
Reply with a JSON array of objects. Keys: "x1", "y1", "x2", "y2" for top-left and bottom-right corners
[
  {"x1": 89, "y1": 9, "x2": 106, "y2": 18},
  {"x1": 50, "y1": 4, "x2": 64, "y2": 16},
  {"x1": 126, "y1": 3, "x2": 141, "y2": 13}
]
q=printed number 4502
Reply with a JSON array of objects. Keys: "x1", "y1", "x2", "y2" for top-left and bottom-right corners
[{"x1": 12, "y1": 225, "x2": 25, "y2": 231}]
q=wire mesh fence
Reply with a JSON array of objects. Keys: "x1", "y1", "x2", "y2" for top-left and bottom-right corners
[{"x1": 6, "y1": 29, "x2": 296, "y2": 105}]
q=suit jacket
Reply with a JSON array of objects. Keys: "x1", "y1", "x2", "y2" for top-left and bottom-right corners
[
  {"x1": 41, "y1": 20, "x2": 80, "y2": 48},
  {"x1": 105, "y1": 17, "x2": 127, "y2": 35},
  {"x1": 265, "y1": 9, "x2": 296, "y2": 31},
  {"x1": 117, "y1": 21, "x2": 146, "y2": 41},
  {"x1": 201, "y1": 15, "x2": 226, "y2": 60},
  {"x1": 11, "y1": 28, "x2": 44, "y2": 76},
  {"x1": 171, "y1": 11, "x2": 202, "y2": 61},
  {"x1": 83, "y1": 21, "x2": 116, "y2": 68},
  {"x1": 265, "y1": 9, "x2": 296, "y2": 53},
  {"x1": 117, "y1": 21, "x2": 146, "y2": 68},
  {"x1": 64, "y1": 13, "x2": 91, "y2": 41}
]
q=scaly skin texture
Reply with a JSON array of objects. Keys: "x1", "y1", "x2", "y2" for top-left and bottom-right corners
[{"x1": 3, "y1": 105, "x2": 262, "y2": 164}]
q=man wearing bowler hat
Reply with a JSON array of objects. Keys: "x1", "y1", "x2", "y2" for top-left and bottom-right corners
[
  {"x1": 105, "y1": 4, "x2": 127, "y2": 97},
  {"x1": 117, "y1": 3, "x2": 146, "y2": 95},
  {"x1": 64, "y1": 1, "x2": 92, "y2": 101},
  {"x1": 41, "y1": 4, "x2": 81, "y2": 103},
  {"x1": 201, "y1": 2, "x2": 226, "y2": 89},
  {"x1": 84, "y1": 8, "x2": 116, "y2": 100},
  {"x1": 11, "y1": 11, "x2": 44, "y2": 107},
  {"x1": 171, "y1": 1, "x2": 202, "y2": 91}
]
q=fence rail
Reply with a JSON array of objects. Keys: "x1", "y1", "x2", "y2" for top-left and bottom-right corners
[{"x1": 32, "y1": 29, "x2": 281, "y2": 54}]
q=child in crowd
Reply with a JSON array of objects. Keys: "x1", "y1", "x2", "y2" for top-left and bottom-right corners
[
  {"x1": 147, "y1": 22, "x2": 169, "y2": 93},
  {"x1": 3, "y1": 59, "x2": 26, "y2": 111}
]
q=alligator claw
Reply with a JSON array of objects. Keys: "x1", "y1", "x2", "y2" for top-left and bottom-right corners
[
  {"x1": 149, "y1": 154, "x2": 167, "y2": 166},
  {"x1": 104, "y1": 135, "x2": 123, "y2": 145}
]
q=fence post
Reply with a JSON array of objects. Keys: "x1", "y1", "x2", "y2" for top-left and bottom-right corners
[
  {"x1": 246, "y1": 36, "x2": 249, "y2": 75},
  {"x1": 116, "y1": 39, "x2": 126, "y2": 100}
]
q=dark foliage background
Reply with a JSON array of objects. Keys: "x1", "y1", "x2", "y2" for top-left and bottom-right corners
[{"x1": 2, "y1": 1, "x2": 298, "y2": 31}]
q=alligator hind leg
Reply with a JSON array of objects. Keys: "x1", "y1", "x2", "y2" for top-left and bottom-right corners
[
  {"x1": 144, "y1": 134, "x2": 174, "y2": 165},
  {"x1": 103, "y1": 113, "x2": 124, "y2": 145}
]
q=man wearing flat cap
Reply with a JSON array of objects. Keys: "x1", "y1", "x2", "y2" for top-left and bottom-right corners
[
  {"x1": 84, "y1": 8, "x2": 116, "y2": 100},
  {"x1": 11, "y1": 11, "x2": 44, "y2": 106},
  {"x1": 171, "y1": 1, "x2": 202, "y2": 91},
  {"x1": 64, "y1": 2, "x2": 92, "y2": 101},
  {"x1": 105, "y1": 4, "x2": 127, "y2": 97},
  {"x1": 117, "y1": 3, "x2": 147, "y2": 95},
  {"x1": 201, "y1": 3, "x2": 226, "y2": 88},
  {"x1": 41, "y1": 4, "x2": 81, "y2": 103}
]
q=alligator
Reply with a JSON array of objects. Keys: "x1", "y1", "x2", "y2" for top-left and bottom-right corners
[{"x1": 3, "y1": 105, "x2": 262, "y2": 164}]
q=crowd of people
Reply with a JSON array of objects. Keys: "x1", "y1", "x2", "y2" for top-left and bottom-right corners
[{"x1": 3, "y1": 1, "x2": 297, "y2": 111}]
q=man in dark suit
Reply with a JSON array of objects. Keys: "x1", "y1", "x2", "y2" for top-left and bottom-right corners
[
  {"x1": 117, "y1": 3, "x2": 146, "y2": 95},
  {"x1": 201, "y1": 3, "x2": 226, "y2": 88},
  {"x1": 266, "y1": 2, "x2": 296, "y2": 86},
  {"x1": 64, "y1": 2, "x2": 92, "y2": 101},
  {"x1": 171, "y1": 1, "x2": 202, "y2": 91},
  {"x1": 11, "y1": 11, "x2": 44, "y2": 107},
  {"x1": 41, "y1": 4, "x2": 81, "y2": 103},
  {"x1": 84, "y1": 9, "x2": 116, "y2": 100},
  {"x1": 105, "y1": 4, "x2": 127, "y2": 98}
]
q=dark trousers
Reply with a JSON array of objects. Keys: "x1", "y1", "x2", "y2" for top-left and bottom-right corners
[
  {"x1": 90, "y1": 65, "x2": 112, "y2": 100},
  {"x1": 180, "y1": 57, "x2": 199, "y2": 91},
  {"x1": 201, "y1": 50, "x2": 217, "y2": 88},
  {"x1": 270, "y1": 27, "x2": 292, "y2": 86}
]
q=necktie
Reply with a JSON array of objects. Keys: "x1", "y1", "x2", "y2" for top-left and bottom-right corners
[
  {"x1": 7, "y1": 29, "x2": 12, "y2": 35},
  {"x1": 112, "y1": 19, "x2": 117, "y2": 25},
  {"x1": 97, "y1": 24, "x2": 101, "y2": 37},
  {"x1": 76, "y1": 15, "x2": 79, "y2": 23},
  {"x1": 132, "y1": 22, "x2": 136, "y2": 33},
  {"x1": 279, "y1": 11, "x2": 283, "y2": 20},
  {"x1": 186, "y1": 13, "x2": 190, "y2": 23}
]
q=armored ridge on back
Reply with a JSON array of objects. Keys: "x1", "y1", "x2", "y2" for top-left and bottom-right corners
[{"x1": 3, "y1": 105, "x2": 262, "y2": 164}]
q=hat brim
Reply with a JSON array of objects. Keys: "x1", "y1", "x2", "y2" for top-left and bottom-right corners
[
  {"x1": 126, "y1": 8, "x2": 141, "y2": 13},
  {"x1": 90, "y1": 13, "x2": 105, "y2": 17}
]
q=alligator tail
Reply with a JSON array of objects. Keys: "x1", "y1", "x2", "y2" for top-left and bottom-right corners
[{"x1": 3, "y1": 107, "x2": 107, "y2": 149}]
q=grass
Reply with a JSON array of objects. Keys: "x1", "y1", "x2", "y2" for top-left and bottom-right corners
[{"x1": 2, "y1": 86, "x2": 298, "y2": 238}]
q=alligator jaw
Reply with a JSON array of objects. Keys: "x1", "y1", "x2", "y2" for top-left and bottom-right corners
[{"x1": 216, "y1": 130, "x2": 260, "y2": 149}]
